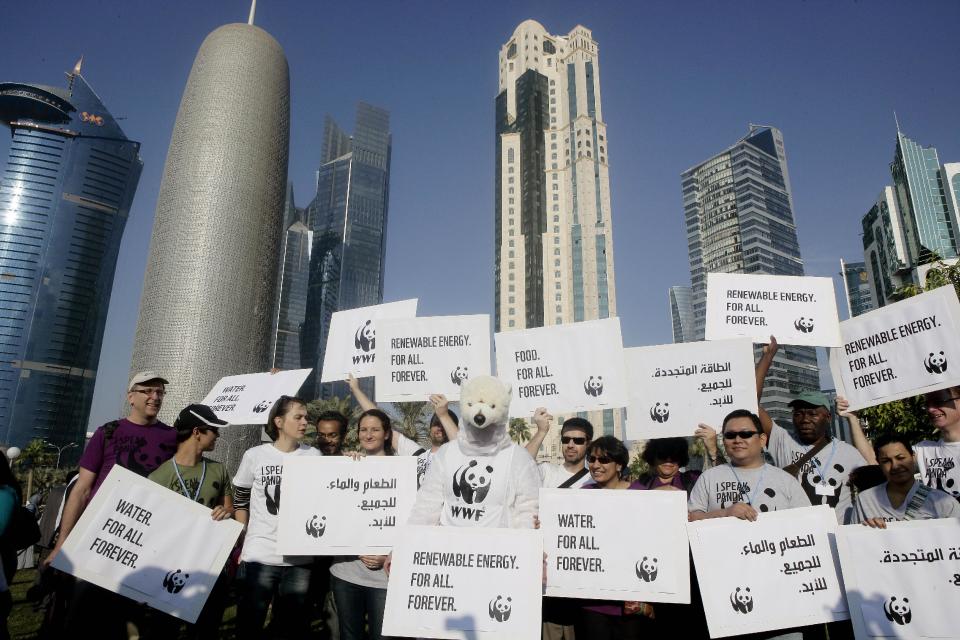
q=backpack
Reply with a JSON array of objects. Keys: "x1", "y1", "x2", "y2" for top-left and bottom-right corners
[{"x1": 3, "y1": 495, "x2": 40, "y2": 551}]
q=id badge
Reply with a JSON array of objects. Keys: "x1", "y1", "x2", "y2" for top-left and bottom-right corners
[{"x1": 815, "y1": 483, "x2": 836, "y2": 496}]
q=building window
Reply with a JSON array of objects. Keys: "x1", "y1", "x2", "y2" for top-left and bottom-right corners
[
  {"x1": 555, "y1": 282, "x2": 561, "y2": 289},
  {"x1": 508, "y1": 240, "x2": 514, "y2": 247},
  {"x1": 554, "y1": 260, "x2": 560, "y2": 266},
  {"x1": 508, "y1": 148, "x2": 515, "y2": 163},
  {"x1": 508, "y1": 177, "x2": 514, "y2": 184},
  {"x1": 554, "y1": 248, "x2": 560, "y2": 255},
  {"x1": 553, "y1": 237, "x2": 559, "y2": 244},
  {"x1": 552, "y1": 183, "x2": 558, "y2": 191},
  {"x1": 508, "y1": 187, "x2": 514, "y2": 194},
  {"x1": 553, "y1": 225, "x2": 559, "y2": 233},
  {"x1": 552, "y1": 163, "x2": 558, "y2": 169},
  {"x1": 551, "y1": 143, "x2": 557, "y2": 150},
  {"x1": 551, "y1": 153, "x2": 557, "y2": 160},
  {"x1": 508, "y1": 251, "x2": 514, "y2": 258},
  {"x1": 509, "y1": 273, "x2": 515, "y2": 280},
  {"x1": 509, "y1": 320, "x2": 515, "y2": 327},
  {"x1": 551, "y1": 133, "x2": 557, "y2": 139},
  {"x1": 509, "y1": 296, "x2": 515, "y2": 303},
  {"x1": 509, "y1": 285, "x2": 515, "y2": 292},
  {"x1": 509, "y1": 198, "x2": 514, "y2": 204},
  {"x1": 555, "y1": 294, "x2": 561, "y2": 301},
  {"x1": 509, "y1": 308, "x2": 515, "y2": 315},
  {"x1": 555, "y1": 305, "x2": 562, "y2": 312},
  {"x1": 555, "y1": 270, "x2": 560, "y2": 277},
  {"x1": 553, "y1": 214, "x2": 559, "y2": 220},
  {"x1": 553, "y1": 194, "x2": 559, "y2": 201}
]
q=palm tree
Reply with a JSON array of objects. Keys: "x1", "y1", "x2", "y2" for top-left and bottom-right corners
[
  {"x1": 508, "y1": 418, "x2": 530, "y2": 445},
  {"x1": 393, "y1": 402, "x2": 430, "y2": 446}
]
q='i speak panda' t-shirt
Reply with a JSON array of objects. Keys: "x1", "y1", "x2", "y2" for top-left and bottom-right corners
[
  {"x1": 915, "y1": 440, "x2": 960, "y2": 501},
  {"x1": 688, "y1": 463, "x2": 811, "y2": 514}
]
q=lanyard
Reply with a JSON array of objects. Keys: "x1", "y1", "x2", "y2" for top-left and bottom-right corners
[
  {"x1": 729, "y1": 463, "x2": 766, "y2": 505},
  {"x1": 808, "y1": 440, "x2": 837, "y2": 486},
  {"x1": 173, "y1": 460, "x2": 206, "y2": 503}
]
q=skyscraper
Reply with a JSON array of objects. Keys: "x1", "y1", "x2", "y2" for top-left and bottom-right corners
[
  {"x1": 300, "y1": 104, "x2": 391, "y2": 400},
  {"x1": 839, "y1": 259, "x2": 874, "y2": 317},
  {"x1": 495, "y1": 20, "x2": 620, "y2": 439},
  {"x1": 129, "y1": 21, "x2": 290, "y2": 424},
  {"x1": 668, "y1": 285, "x2": 694, "y2": 344},
  {"x1": 861, "y1": 186, "x2": 910, "y2": 308},
  {"x1": 269, "y1": 183, "x2": 311, "y2": 371},
  {"x1": 679, "y1": 125, "x2": 818, "y2": 425},
  {"x1": 0, "y1": 64, "x2": 142, "y2": 448}
]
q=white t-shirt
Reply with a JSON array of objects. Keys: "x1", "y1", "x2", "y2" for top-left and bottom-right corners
[
  {"x1": 688, "y1": 463, "x2": 811, "y2": 514},
  {"x1": 915, "y1": 440, "x2": 960, "y2": 501},
  {"x1": 850, "y1": 481, "x2": 960, "y2": 523},
  {"x1": 768, "y1": 423, "x2": 866, "y2": 522},
  {"x1": 233, "y1": 443, "x2": 321, "y2": 566},
  {"x1": 395, "y1": 432, "x2": 434, "y2": 488},
  {"x1": 538, "y1": 461, "x2": 591, "y2": 489}
]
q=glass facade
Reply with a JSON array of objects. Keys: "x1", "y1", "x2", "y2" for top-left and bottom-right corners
[
  {"x1": 0, "y1": 72, "x2": 142, "y2": 447},
  {"x1": 301, "y1": 103, "x2": 390, "y2": 400},
  {"x1": 668, "y1": 285, "x2": 694, "y2": 343},
  {"x1": 270, "y1": 183, "x2": 311, "y2": 371},
  {"x1": 840, "y1": 260, "x2": 874, "y2": 318}
]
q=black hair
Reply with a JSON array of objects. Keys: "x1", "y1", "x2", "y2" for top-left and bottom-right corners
[
  {"x1": 358, "y1": 408, "x2": 394, "y2": 455},
  {"x1": 641, "y1": 437, "x2": 689, "y2": 468},
  {"x1": 266, "y1": 395, "x2": 307, "y2": 441},
  {"x1": 722, "y1": 409, "x2": 763, "y2": 434},
  {"x1": 429, "y1": 410, "x2": 458, "y2": 444},
  {"x1": 0, "y1": 453, "x2": 22, "y2": 498},
  {"x1": 172, "y1": 415, "x2": 217, "y2": 444},
  {"x1": 561, "y1": 417, "x2": 594, "y2": 441},
  {"x1": 587, "y1": 435, "x2": 629, "y2": 470},
  {"x1": 873, "y1": 432, "x2": 914, "y2": 457},
  {"x1": 317, "y1": 411, "x2": 349, "y2": 439}
]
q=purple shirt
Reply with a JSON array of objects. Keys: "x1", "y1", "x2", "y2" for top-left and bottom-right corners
[
  {"x1": 581, "y1": 480, "x2": 647, "y2": 617},
  {"x1": 79, "y1": 419, "x2": 176, "y2": 500}
]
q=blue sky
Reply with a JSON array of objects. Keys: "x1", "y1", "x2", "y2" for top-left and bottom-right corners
[{"x1": 2, "y1": 0, "x2": 958, "y2": 429}]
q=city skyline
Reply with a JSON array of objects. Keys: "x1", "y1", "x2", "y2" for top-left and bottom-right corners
[{"x1": 0, "y1": 1, "x2": 955, "y2": 431}]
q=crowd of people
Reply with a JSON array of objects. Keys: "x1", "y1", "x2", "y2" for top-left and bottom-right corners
[{"x1": 3, "y1": 333, "x2": 958, "y2": 640}]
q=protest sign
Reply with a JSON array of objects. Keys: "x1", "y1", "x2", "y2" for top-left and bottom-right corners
[
  {"x1": 836, "y1": 518, "x2": 960, "y2": 640},
  {"x1": 705, "y1": 273, "x2": 841, "y2": 347},
  {"x1": 687, "y1": 506, "x2": 848, "y2": 638},
  {"x1": 494, "y1": 318, "x2": 628, "y2": 418},
  {"x1": 51, "y1": 465, "x2": 242, "y2": 623},
  {"x1": 374, "y1": 315, "x2": 490, "y2": 402},
  {"x1": 829, "y1": 285, "x2": 960, "y2": 410},
  {"x1": 200, "y1": 368, "x2": 312, "y2": 424},
  {"x1": 624, "y1": 338, "x2": 757, "y2": 440},
  {"x1": 320, "y1": 299, "x2": 418, "y2": 382},
  {"x1": 277, "y1": 456, "x2": 417, "y2": 555},
  {"x1": 382, "y1": 525, "x2": 542, "y2": 640},
  {"x1": 540, "y1": 489, "x2": 689, "y2": 603}
]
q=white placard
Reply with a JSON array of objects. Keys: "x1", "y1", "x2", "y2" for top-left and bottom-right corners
[
  {"x1": 494, "y1": 318, "x2": 629, "y2": 418},
  {"x1": 200, "y1": 369, "x2": 312, "y2": 425},
  {"x1": 624, "y1": 339, "x2": 758, "y2": 440},
  {"x1": 374, "y1": 315, "x2": 491, "y2": 402},
  {"x1": 705, "y1": 273, "x2": 842, "y2": 347},
  {"x1": 382, "y1": 525, "x2": 542, "y2": 640},
  {"x1": 277, "y1": 456, "x2": 417, "y2": 555},
  {"x1": 540, "y1": 489, "x2": 690, "y2": 603},
  {"x1": 687, "y1": 506, "x2": 848, "y2": 638},
  {"x1": 836, "y1": 519, "x2": 960, "y2": 640},
  {"x1": 829, "y1": 286, "x2": 960, "y2": 411},
  {"x1": 52, "y1": 466, "x2": 242, "y2": 623},
  {"x1": 320, "y1": 299, "x2": 419, "y2": 382}
]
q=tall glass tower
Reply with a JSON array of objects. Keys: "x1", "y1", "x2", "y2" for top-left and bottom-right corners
[
  {"x1": 680, "y1": 125, "x2": 819, "y2": 426},
  {"x1": 0, "y1": 64, "x2": 142, "y2": 447},
  {"x1": 668, "y1": 285, "x2": 694, "y2": 343},
  {"x1": 839, "y1": 259, "x2": 874, "y2": 318},
  {"x1": 300, "y1": 104, "x2": 391, "y2": 400},
  {"x1": 269, "y1": 183, "x2": 310, "y2": 371}
]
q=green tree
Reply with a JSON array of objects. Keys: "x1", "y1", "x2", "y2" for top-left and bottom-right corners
[
  {"x1": 627, "y1": 451, "x2": 648, "y2": 481},
  {"x1": 508, "y1": 418, "x2": 530, "y2": 445},
  {"x1": 393, "y1": 402, "x2": 430, "y2": 447}
]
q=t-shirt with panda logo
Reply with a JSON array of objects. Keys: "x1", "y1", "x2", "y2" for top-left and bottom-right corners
[
  {"x1": 915, "y1": 440, "x2": 960, "y2": 502},
  {"x1": 767, "y1": 423, "x2": 866, "y2": 523},
  {"x1": 688, "y1": 463, "x2": 811, "y2": 514},
  {"x1": 233, "y1": 442, "x2": 320, "y2": 566},
  {"x1": 850, "y1": 481, "x2": 960, "y2": 524},
  {"x1": 394, "y1": 432, "x2": 435, "y2": 489}
]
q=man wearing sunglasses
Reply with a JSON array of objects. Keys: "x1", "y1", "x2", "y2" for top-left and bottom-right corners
[
  {"x1": 756, "y1": 337, "x2": 866, "y2": 523},
  {"x1": 525, "y1": 409, "x2": 593, "y2": 489},
  {"x1": 917, "y1": 387, "x2": 960, "y2": 501}
]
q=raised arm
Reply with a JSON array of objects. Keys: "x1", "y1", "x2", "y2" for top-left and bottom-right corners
[
  {"x1": 755, "y1": 335, "x2": 778, "y2": 437},
  {"x1": 348, "y1": 373, "x2": 377, "y2": 411},
  {"x1": 694, "y1": 423, "x2": 726, "y2": 469},
  {"x1": 837, "y1": 396, "x2": 876, "y2": 465},
  {"x1": 525, "y1": 408, "x2": 552, "y2": 458},
  {"x1": 429, "y1": 394, "x2": 459, "y2": 440}
]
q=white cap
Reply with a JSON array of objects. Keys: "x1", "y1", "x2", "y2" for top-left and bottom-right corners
[{"x1": 128, "y1": 371, "x2": 169, "y2": 391}]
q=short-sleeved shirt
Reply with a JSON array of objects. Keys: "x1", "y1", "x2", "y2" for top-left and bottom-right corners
[
  {"x1": 915, "y1": 440, "x2": 960, "y2": 501},
  {"x1": 767, "y1": 423, "x2": 865, "y2": 521},
  {"x1": 233, "y1": 443, "x2": 321, "y2": 566},
  {"x1": 537, "y1": 462, "x2": 591, "y2": 489},
  {"x1": 148, "y1": 457, "x2": 232, "y2": 509},
  {"x1": 79, "y1": 420, "x2": 177, "y2": 499},
  {"x1": 688, "y1": 463, "x2": 811, "y2": 514},
  {"x1": 850, "y1": 481, "x2": 960, "y2": 523}
]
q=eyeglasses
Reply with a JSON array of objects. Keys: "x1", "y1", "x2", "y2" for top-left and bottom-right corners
[
  {"x1": 132, "y1": 388, "x2": 166, "y2": 398},
  {"x1": 587, "y1": 455, "x2": 614, "y2": 464},
  {"x1": 723, "y1": 430, "x2": 761, "y2": 440},
  {"x1": 561, "y1": 436, "x2": 587, "y2": 445}
]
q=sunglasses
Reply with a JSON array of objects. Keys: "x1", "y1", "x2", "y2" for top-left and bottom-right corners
[
  {"x1": 925, "y1": 392, "x2": 960, "y2": 407},
  {"x1": 561, "y1": 436, "x2": 587, "y2": 445},
  {"x1": 587, "y1": 455, "x2": 614, "y2": 464},
  {"x1": 723, "y1": 430, "x2": 761, "y2": 440}
]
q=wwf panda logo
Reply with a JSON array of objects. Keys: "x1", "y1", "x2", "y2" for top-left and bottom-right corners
[
  {"x1": 730, "y1": 586, "x2": 754, "y2": 614},
  {"x1": 450, "y1": 366, "x2": 469, "y2": 386},
  {"x1": 635, "y1": 556, "x2": 658, "y2": 582},
  {"x1": 488, "y1": 595, "x2": 512, "y2": 622},
  {"x1": 452, "y1": 460, "x2": 494, "y2": 504},
  {"x1": 252, "y1": 400, "x2": 271, "y2": 413},
  {"x1": 754, "y1": 487, "x2": 779, "y2": 513},
  {"x1": 584, "y1": 376, "x2": 604, "y2": 397},
  {"x1": 884, "y1": 596, "x2": 911, "y2": 625},
  {"x1": 265, "y1": 482, "x2": 281, "y2": 515},
  {"x1": 305, "y1": 515, "x2": 326, "y2": 538},
  {"x1": 924, "y1": 351, "x2": 948, "y2": 374},
  {"x1": 794, "y1": 317, "x2": 815, "y2": 333},
  {"x1": 800, "y1": 463, "x2": 845, "y2": 507},
  {"x1": 354, "y1": 320, "x2": 375, "y2": 352},
  {"x1": 650, "y1": 402, "x2": 669, "y2": 423},
  {"x1": 933, "y1": 474, "x2": 958, "y2": 498},
  {"x1": 162, "y1": 569, "x2": 190, "y2": 594}
]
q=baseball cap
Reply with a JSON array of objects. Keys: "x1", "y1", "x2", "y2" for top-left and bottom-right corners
[
  {"x1": 788, "y1": 391, "x2": 831, "y2": 410},
  {"x1": 174, "y1": 404, "x2": 228, "y2": 431},
  {"x1": 128, "y1": 371, "x2": 169, "y2": 391}
]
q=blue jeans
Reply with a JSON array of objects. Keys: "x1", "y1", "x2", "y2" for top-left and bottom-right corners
[
  {"x1": 237, "y1": 562, "x2": 312, "y2": 639},
  {"x1": 330, "y1": 574, "x2": 388, "y2": 640}
]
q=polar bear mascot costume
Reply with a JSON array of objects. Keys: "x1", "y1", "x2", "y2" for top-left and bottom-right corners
[{"x1": 407, "y1": 375, "x2": 539, "y2": 528}]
